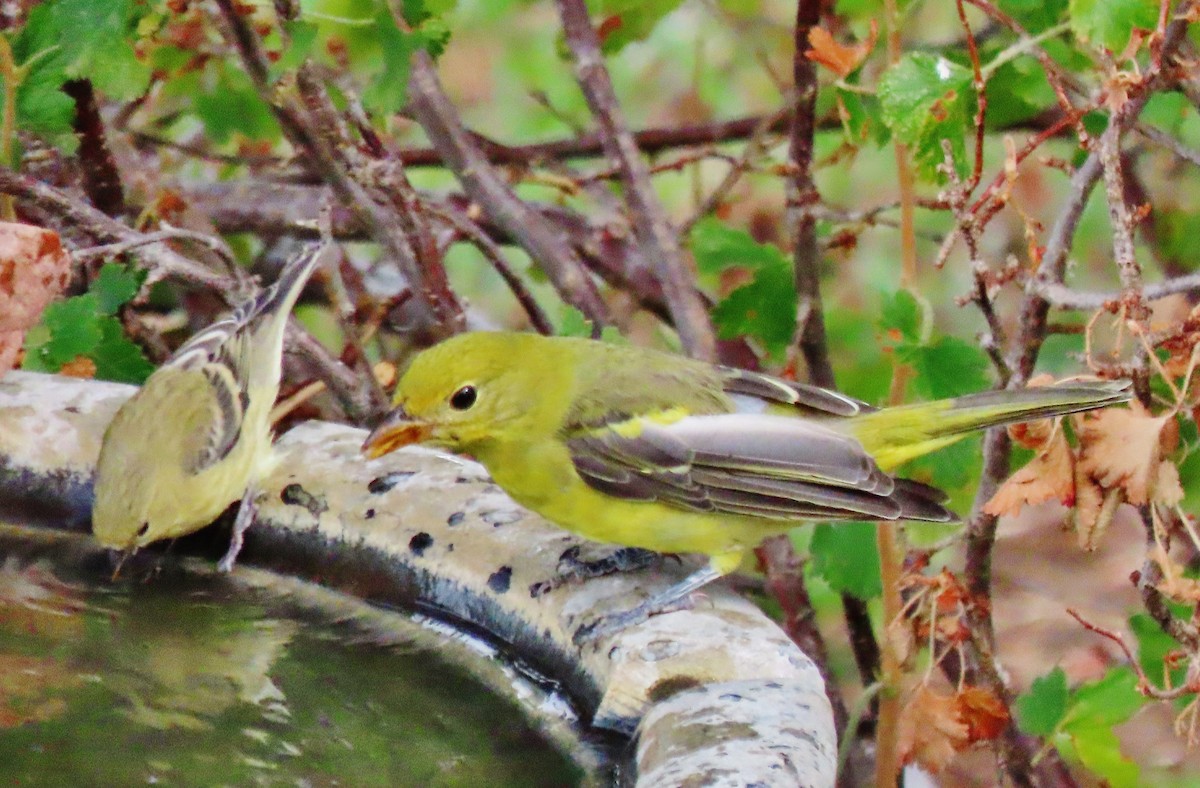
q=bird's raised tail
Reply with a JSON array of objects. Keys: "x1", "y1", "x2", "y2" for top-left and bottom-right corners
[{"x1": 842, "y1": 379, "x2": 1132, "y2": 471}]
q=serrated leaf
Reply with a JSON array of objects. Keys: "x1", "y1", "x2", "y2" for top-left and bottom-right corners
[
  {"x1": 691, "y1": 218, "x2": 791, "y2": 274},
  {"x1": 194, "y1": 65, "x2": 279, "y2": 144},
  {"x1": 878, "y1": 52, "x2": 975, "y2": 181},
  {"x1": 361, "y1": 12, "x2": 424, "y2": 115},
  {"x1": 898, "y1": 336, "x2": 990, "y2": 399},
  {"x1": 38, "y1": 294, "x2": 103, "y2": 366},
  {"x1": 710, "y1": 264, "x2": 797, "y2": 359},
  {"x1": 1129, "y1": 612, "x2": 1186, "y2": 691},
  {"x1": 1069, "y1": 0, "x2": 1156, "y2": 53},
  {"x1": 1066, "y1": 724, "x2": 1140, "y2": 788},
  {"x1": 593, "y1": 0, "x2": 686, "y2": 53},
  {"x1": 92, "y1": 316, "x2": 153, "y2": 383},
  {"x1": 8, "y1": 6, "x2": 76, "y2": 152},
  {"x1": 1062, "y1": 667, "x2": 1145, "y2": 730},
  {"x1": 905, "y1": 434, "x2": 981, "y2": 499},
  {"x1": 809, "y1": 522, "x2": 881, "y2": 599},
  {"x1": 1015, "y1": 666, "x2": 1068, "y2": 737},
  {"x1": 46, "y1": 0, "x2": 150, "y2": 99},
  {"x1": 879, "y1": 289, "x2": 922, "y2": 344},
  {"x1": 92, "y1": 263, "x2": 145, "y2": 316}
]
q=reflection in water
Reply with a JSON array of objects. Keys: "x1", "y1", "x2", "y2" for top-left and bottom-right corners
[{"x1": 0, "y1": 554, "x2": 589, "y2": 786}]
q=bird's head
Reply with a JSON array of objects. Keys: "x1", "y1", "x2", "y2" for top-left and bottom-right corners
[{"x1": 362, "y1": 332, "x2": 572, "y2": 459}]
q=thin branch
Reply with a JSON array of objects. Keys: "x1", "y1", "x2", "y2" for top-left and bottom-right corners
[
  {"x1": 1027, "y1": 272, "x2": 1200, "y2": 310},
  {"x1": 425, "y1": 201, "x2": 555, "y2": 336},
  {"x1": 406, "y1": 51, "x2": 612, "y2": 331},
  {"x1": 555, "y1": 0, "x2": 716, "y2": 359},
  {"x1": 213, "y1": 0, "x2": 463, "y2": 336}
]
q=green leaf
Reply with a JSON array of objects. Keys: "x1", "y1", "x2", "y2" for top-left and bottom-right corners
[
  {"x1": 998, "y1": 0, "x2": 1070, "y2": 32},
  {"x1": 710, "y1": 265, "x2": 797, "y2": 359},
  {"x1": 878, "y1": 289, "x2": 922, "y2": 344},
  {"x1": 1069, "y1": 0, "x2": 1156, "y2": 53},
  {"x1": 690, "y1": 219, "x2": 797, "y2": 358},
  {"x1": 92, "y1": 263, "x2": 145, "y2": 316},
  {"x1": 1015, "y1": 666, "x2": 1068, "y2": 737},
  {"x1": 194, "y1": 64, "x2": 279, "y2": 144},
  {"x1": 904, "y1": 434, "x2": 982, "y2": 504},
  {"x1": 809, "y1": 522, "x2": 881, "y2": 599},
  {"x1": 7, "y1": 6, "x2": 76, "y2": 152},
  {"x1": 1062, "y1": 667, "x2": 1145, "y2": 730},
  {"x1": 691, "y1": 218, "x2": 792, "y2": 274},
  {"x1": 270, "y1": 20, "x2": 320, "y2": 79},
  {"x1": 1129, "y1": 612, "x2": 1186, "y2": 691},
  {"x1": 898, "y1": 336, "x2": 990, "y2": 399},
  {"x1": 92, "y1": 317, "x2": 153, "y2": 384},
  {"x1": 835, "y1": 88, "x2": 889, "y2": 148},
  {"x1": 46, "y1": 0, "x2": 150, "y2": 99},
  {"x1": 37, "y1": 294, "x2": 104, "y2": 366},
  {"x1": 878, "y1": 52, "x2": 975, "y2": 181},
  {"x1": 361, "y1": 12, "x2": 423, "y2": 115},
  {"x1": 1065, "y1": 724, "x2": 1140, "y2": 788},
  {"x1": 592, "y1": 0, "x2": 686, "y2": 53}
]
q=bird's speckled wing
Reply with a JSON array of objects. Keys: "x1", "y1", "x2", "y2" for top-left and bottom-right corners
[
  {"x1": 183, "y1": 363, "x2": 248, "y2": 473},
  {"x1": 567, "y1": 413, "x2": 954, "y2": 523},
  {"x1": 164, "y1": 243, "x2": 324, "y2": 472}
]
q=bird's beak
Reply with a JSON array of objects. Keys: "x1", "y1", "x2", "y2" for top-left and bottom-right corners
[{"x1": 362, "y1": 406, "x2": 434, "y2": 459}]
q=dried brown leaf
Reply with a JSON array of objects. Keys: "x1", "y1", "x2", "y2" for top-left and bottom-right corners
[
  {"x1": 58, "y1": 356, "x2": 97, "y2": 379},
  {"x1": 805, "y1": 21, "x2": 877, "y2": 78},
  {"x1": 956, "y1": 686, "x2": 1010, "y2": 743},
  {"x1": 0, "y1": 223, "x2": 71, "y2": 376},
  {"x1": 898, "y1": 685, "x2": 969, "y2": 773},
  {"x1": 984, "y1": 431, "x2": 1075, "y2": 517},
  {"x1": 0, "y1": 223, "x2": 71, "y2": 334},
  {"x1": 1151, "y1": 542, "x2": 1200, "y2": 603},
  {"x1": 1078, "y1": 405, "x2": 1173, "y2": 505}
]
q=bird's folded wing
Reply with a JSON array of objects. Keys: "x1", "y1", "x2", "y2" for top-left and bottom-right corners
[
  {"x1": 718, "y1": 367, "x2": 875, "y2": 417},
  {"x1": 182, "y1": 364, "x2": 247, "y2": 474},
  {"x1": 567, "y1": 413, "x2": 954, "y2": 523}
]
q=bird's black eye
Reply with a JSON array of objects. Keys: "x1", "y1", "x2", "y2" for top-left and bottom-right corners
[
  {"x1": 449, "y1": 385, "x2": 477, "y2": 410},
  {"x1": 136, "y1": 522, "x2": 150, "y2": 537}
]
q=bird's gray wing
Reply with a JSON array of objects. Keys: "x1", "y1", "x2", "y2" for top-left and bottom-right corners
[
  {"x1": 567, "y1": 413, "x2": 953, "y2": 523},
  {"x1": 718, "y1": 367, "x2": 875, "y2": 417}
]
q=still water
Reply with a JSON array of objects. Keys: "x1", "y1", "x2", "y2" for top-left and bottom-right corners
[{"x1": 0, "y1": 530, "x2": 599, "y2": 786}]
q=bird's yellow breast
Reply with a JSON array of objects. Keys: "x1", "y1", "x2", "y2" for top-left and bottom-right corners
[{"x1": 472, "y1": 436, "x2": 783, "y2": 572}]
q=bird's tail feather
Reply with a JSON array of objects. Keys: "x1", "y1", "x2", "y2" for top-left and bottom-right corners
[{"x1": 844, "y1": 379, "x2": 1131, "y2": 471}]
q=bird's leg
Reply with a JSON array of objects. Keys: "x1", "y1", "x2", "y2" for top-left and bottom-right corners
[
  {"x1": 573, "y1": 564, "x2": 723, "y2": 645},
  {"x1": 529, "y1": 545, "x2": 660, "y2": 598},
  {"x1": 217, "y1": 487, "x2": 259, "y2": 573}
]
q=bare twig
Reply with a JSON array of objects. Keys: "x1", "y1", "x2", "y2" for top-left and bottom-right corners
[
  {"x1": 213, "y1": 0, "x2": 463, "y2": 337},
  {"x1": 406, "y1": 52, "x2": 612, "y2": 331},
  {"x1": 425, "y1": 201, "x2": 555, "y2": 335},
  {"x1": 555, "y1": 0, "x2": 716, "y2": 359}
]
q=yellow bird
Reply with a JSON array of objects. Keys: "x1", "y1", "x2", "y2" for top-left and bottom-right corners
[
  {"x1": 362, "y1": 331, "x2": 1130, "y2": 641},
  {"x1": 92, "y1": 243, "x2": 326, "y2": 571}
]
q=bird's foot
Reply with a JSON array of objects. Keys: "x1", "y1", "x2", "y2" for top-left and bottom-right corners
[
  {"x1": 529, "y1": 545, "x2": 660, "y2": 598},
  {"x1": 217, "y1": 490, "x2": 259, "y2": 573},
  {"x1": 572, "y1": 594, "x2": 697, "y2": 646}
]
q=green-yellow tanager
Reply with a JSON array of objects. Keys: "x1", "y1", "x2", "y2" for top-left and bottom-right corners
[
  {"x1": 92, "y1": 243, "x2": 326, "y2": 571},
  {"x1": 361, "y1": 331, "x2": 1131, "y2": 641}
]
